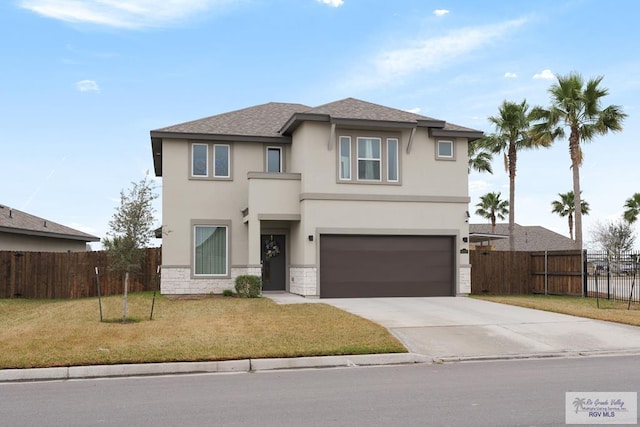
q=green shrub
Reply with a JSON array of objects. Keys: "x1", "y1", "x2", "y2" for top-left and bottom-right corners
[
  {"x1": 234, "y1": 275, "x2": 262, "y2": 298},
  {"x1": 222, "y1": 289, "x2": 234, "y2": 297}
]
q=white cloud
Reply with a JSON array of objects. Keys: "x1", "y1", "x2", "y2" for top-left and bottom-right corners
[
  {"x1": 469, "y1": 179, "x2": 491, "y2": 193},
  {"x1": 316, "y1": 0, "x2": 344, "y2": 7},
  {"x1": 433, "y1": 9, "x2": 449, "y2": 17},
  {"x1": 504, "y1": 72, "x2": 517, "y2": 78},
  {"x1": 406, "y1": 107, "x2": 421, "y2": 114},
  {"x1": 353, "y1": 18, "x2": 527, "y2": 88},
  {"x1": 75, "y1": 80, "x2": 100, "y2": 93},
  {"x1": 19, "y1": 0, "x2": 227, "y2": 29},
  {"x1": 533, "y1": 69, "x2": 555, "y2": 80}
]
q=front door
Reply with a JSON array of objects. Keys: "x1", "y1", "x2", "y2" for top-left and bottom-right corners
[{"x1": 261, "y1": 234, "x2": 286, "y2": 291}]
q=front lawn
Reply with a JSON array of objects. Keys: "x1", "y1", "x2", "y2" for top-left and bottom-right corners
[
  {"x1": 474, "y1": 295, "x2": 640, "y2": 327},
  {"x1": 0, "y1": 293, "x2": 406, "y2": 369}
]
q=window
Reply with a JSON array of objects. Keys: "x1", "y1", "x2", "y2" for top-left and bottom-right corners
[
  {"x1": 387, "y1": 138, "x2": 398, "y2": 182},
  {"x1": 194, "y1": 225, "x2": 228, "y2": 276},
  {"x1": 214, "y1": 144, "x2": 230, "y2": 177},
  {"x1": 338, "y1": 134, "x2": 400, "y2": 184},
  {"x1": 357, "y1": 137, "x2": 381, "y2": 181},
  {"x1": 437, "y1": 140, "x2": 454, "y2": 159},
  {"x1": 266, "y1": 147, "x2": 282, "y2": 173},
  {"x1": 192, "y1": 144, "x2": 208, "y2": 177},
  {"x1": 339, "y1": 137, "x2": 351, "y2": 180}
]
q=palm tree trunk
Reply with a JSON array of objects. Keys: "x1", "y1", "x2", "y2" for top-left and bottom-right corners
[
  {"x1": 508, "y1": 145, "x2": 517, "y2": 252},
  {"x1": 568, "y1": 213, "x2": 574, "y2": 240},
  {"x1": 570, "y1": 129, "x2": 582, "y2": 249},
  {"x1": 122, "y1": 270, "x2": 129, "y2": 323}
]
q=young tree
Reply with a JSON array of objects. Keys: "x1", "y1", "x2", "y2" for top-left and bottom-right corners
[
  {"x1": 591, "y1": 220, "x2": 636, "y2": 265},
  {"x1": 623, "y1": 193, "x2": 640, "y2": 224},
  {"x1": 479, "y1": 99, "x2": 550, "y2": 251},
  {"x1": 475, "y1": 192, "x2": 509, "y2": 234},
  {"x1": 551, "y1": 191, "x2": 590, "y2": 240},
  {"x1": 103, "y1": 175, "x2": 158, "y2": 322},
  {"x1": 532, "y1": 73, "x2": 627, "y2": 249}
]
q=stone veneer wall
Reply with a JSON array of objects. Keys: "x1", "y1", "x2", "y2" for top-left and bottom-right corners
[
  {"x1": 289, "y1": 267, "x2": 318, "y2": 296},
  {"x1": 161, "y1": 266, "x2": 261, "y2": 295}
]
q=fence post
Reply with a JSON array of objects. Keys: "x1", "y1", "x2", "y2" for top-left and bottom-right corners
[
  {"x1": 582, "y1": 250, "x2": 587, "y2": 297},
  {"x1": 544, "y1": 251, "x2": 548, "y2": 295}
]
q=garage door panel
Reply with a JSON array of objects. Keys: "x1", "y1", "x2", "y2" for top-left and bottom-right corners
[{"x1": 320, "y1": 235, "x2": 454, "y2": 298}]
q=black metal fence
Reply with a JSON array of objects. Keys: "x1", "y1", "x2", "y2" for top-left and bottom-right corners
[{"x1": 585, "y1": 250, "x2": 640, "y2": 304}]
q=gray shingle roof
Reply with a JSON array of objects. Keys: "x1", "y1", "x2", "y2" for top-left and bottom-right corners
[
  {"x1": 305, "y1": 97, "x2": 438, "y2": 123},
  {"x1": 154, "y1": 102, "x2": 310, "y2": 137},
  {"x1": 470, "y1": 223, "x2": 576, "y2": 251},
  {"x1": 152, "y1": 97, "x2": 481, "y2": 136},
  {"x1": 0, "y1": 205, "x2": 100, "y2": 242}
]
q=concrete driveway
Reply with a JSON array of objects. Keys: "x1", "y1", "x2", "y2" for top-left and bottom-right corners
[{"x1": 266, "y1": 294, "x2": 640, "y2": 360}]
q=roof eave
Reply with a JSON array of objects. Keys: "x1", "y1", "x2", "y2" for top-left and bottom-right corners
[
  {"x1": 417, "y1": 119, "x2": 446, "y2": 128},
  {"x1": 330, "y1": 118, "x2": 418, "y2": 130},
  {"x1": 430, "y1": 129, "x2": 484, "y2": 141},
  {"x1": 0, "y1": 227, "x2": 100, "y2": 242},
  {"x1": 149, "y1": 130, "x2": 291, "y2": 144}
]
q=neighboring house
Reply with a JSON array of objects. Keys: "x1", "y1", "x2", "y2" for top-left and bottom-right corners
[
  {"x1": 0, "y1": 205, "x2": 99, "y2": 252},
  {"x1": 470, "y1": 223, "x2": 576, "y2": 251},
  {"x1": 151, "y1": 98, "x2": 482, "y2": 298}
]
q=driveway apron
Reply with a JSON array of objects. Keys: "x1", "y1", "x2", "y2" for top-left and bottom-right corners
[{"x1": 316, "y1": 297, "x2": 640, "y2": 359}]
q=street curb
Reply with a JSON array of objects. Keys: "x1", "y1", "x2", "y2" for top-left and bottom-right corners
[
  {"x1": 0, "y1": 353, "x2": 427, "y2": 383},
  {"x1": 250, "y1": 353, "x2": 429, "y2": 371},
  {"x1": 433, "y1": 348, "x2": 640, "y2": 364}
]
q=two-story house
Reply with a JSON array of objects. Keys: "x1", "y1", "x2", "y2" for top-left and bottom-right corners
[{"x1": 150, "y1": 98, "x2": 482, "y2": 298}]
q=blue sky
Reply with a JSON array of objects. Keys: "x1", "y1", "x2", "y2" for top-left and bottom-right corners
[{"x1": 2, "y1": 0, "x2": 639, "y2": 249}]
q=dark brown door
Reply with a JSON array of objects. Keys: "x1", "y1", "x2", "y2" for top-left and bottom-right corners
[
  {"x1": 261, "y1": 234, "x2": 286, "y2": 291},
  {"x1": 320, "y1": 235, "x2": 454, "y2": 298}
]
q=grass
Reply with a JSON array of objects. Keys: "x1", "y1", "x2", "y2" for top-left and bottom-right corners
[
  {"x1": 474, "y1": 294, "x2": 640, "y2": 327},
  {"x1": 0, "y1": 293, "x2": 406, "y2": 369}
]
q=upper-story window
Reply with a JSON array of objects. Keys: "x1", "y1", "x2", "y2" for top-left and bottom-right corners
[
  {"x1": 192, "y1": 144, "x2": 208, "y2": 177},
  {"x1": 191, "y1": 143, "x2": 231, "y2": 179},
  {"x1": 214, "y1": 144, "x2": 230, "y2": 177},
  {"x1": 357, "y1": 137, "x2": 381, "y2": 181},
  {"x1": 436, "y1": 140, "x2": 454, "y2": 160},
  {"x1": 266, "y1": 146, "x2": 282, "y2": 173},
  {"x1": 387, "y1": 138, "x2": 398, "y2": 182},
  {"x1": 338, "y1": 133, "x2": 399, "y2": 184},
  {"x1": 339, "y1": 137, "x2": 351, "y2": 180}
]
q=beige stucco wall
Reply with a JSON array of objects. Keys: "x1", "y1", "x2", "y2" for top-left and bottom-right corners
[
  {"x1": 288, "y1": 121, "x2": 470, "y2": 294},
  {"x1": 290, "y1": 121, "x2": 469, "y2": 197},
  {"x1": 160, "y1": 119, "x2": 471, "y2": 295},
  {"x1": 0, "y1": 232, "x2": 90, "y2": 252},
  {"x1": 161, "y1": 139, "x2": 293, "y2": 269}
]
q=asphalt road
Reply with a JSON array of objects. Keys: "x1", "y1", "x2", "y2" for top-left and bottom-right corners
[{"x1": 1, "y1": 356, "x2": 638, "y2": 427}]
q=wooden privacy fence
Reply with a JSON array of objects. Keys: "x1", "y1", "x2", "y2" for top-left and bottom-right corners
[
  {"x1": 470, "y1": 249, "x2": 584, "y2": 296},
  {"x1": 0, "y1": 248, "x2": 161, "y2": 299}
]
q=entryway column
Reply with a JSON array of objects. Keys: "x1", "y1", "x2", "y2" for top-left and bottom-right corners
[{"x1": 247, "y1": 217, "x2": 262, "y2": 266}]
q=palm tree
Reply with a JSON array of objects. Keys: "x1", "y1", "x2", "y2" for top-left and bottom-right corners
[
  {"x1": 551, "y1": 191, "x2": 590, "y2": 240},
  {"x1": 623, "y1": 193, "x2": 640, "y2": 224},
  {"x1": 475, "y1": 192, "x2": 509, "y2": 234},
  {"x1": 468, "y1": 139, "x2": 493, "y2": 174},
  {"x1": 532, "y1": 73, "x2": 627, "y2": 249},
  {"x1": 478, "y1": 99, "x2": 549, "y2": 251}
]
